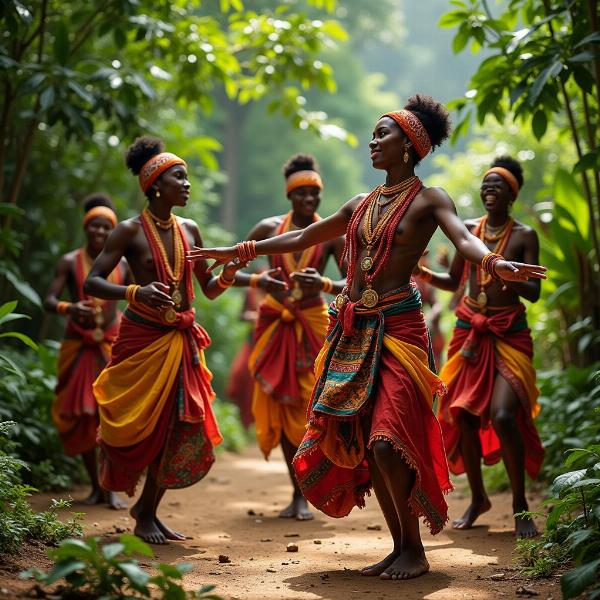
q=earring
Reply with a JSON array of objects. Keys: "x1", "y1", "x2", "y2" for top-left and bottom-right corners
[
  {"x1": 403, "y1": 149, "x2": 409, "y2": 163},
  {"x1": 156, "y1": 189, "x2": 160, "y2": 199}
]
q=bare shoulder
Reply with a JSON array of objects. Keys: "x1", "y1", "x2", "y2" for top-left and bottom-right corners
[
  {"x1": 178, "y1": 216, "x2": 199, "y2": 232},
  {"x1": 117, "y1": 216, "x2": 142, "y2": 235},
  {"x1": 419, "y1": 185, "x2": 453, "y2": 208},
  {"x1": 464, "y1": 217, "x2": 482, "y2": 231},
  {"x1": 249, "y1": 215, "x2": 284, "y2": 239},
  {"x1": 344, "y1": 192, "x2": 369, "y2": 216},
  {"x1": 61, "y1": 249, "x2": 79, "y2": 264},
  {"x1": 512, "y1": 220, "x2": 539, "y2": 240}
]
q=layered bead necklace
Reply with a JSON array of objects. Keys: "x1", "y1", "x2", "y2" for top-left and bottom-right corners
[
  {"x1": 338, "y1": 176, "x2": 422, "y2": 308},
  {"x1": 140, "y1": 208, "x2": 185, "y2": 323},
  {"x1": 475, "y1": 215, "x2": 514, "y2": 310}
]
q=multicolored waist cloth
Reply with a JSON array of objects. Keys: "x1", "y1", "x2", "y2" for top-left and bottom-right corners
[
  {"x1": 438, "y1": 297, "x2": 544, "y2": 478},
  {"x1": 52, "y1": 319, "x2": 120, "y2": 456},
  {"x1": 293, "y1": 285, "x2": 452, "y2": 534},
  {"x1": 93, "y1": 302, "x2": 222, "y2": 495},
  {"x1": 248, "y1": 294, "x2": 328, "y2": 457}
]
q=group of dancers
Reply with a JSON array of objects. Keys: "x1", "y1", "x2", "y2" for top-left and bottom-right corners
[{"x1": 45, "y1": 93, "x2": 547, "y2": 581}]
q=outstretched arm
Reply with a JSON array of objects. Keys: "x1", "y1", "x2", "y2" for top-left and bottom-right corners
[
  {"x1": 187, "y1": 196, "x2": 358, "y2": 271},
  {"x1": 429, "y1": 188, "x2": 546, "y2": 282},
  {"x1": 415, "y1": 249, "x2": 465, "y2": 292}
]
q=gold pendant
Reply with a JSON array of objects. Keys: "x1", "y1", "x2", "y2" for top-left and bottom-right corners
[
  {"x1": 477, "y1": 290, "x2": 488, "y2": 309},
  {"x1": 290, "y1": 283, "x2": 303, "y2": 301},
  {"x1": 360, "y1": 255, "x2": 373, "y2": 272},
  {"x1": 94, "y1": 307, "x2": 105, "y2": 327},
  {"x1": 361, "y1": 287, "x2": 379, "y2": 308},
  {"x1": 172, "y1": 288, "x2": 182, "y2": 307},
  {"x1": 335, "y1": 293, "x2": 347, "y2": 311},
  {"x1": 163, "y1": 307, "x2": 178, "y2": 324},
  {"x1": 91, "y1": 327, "x2": 104, "y2": 342}
]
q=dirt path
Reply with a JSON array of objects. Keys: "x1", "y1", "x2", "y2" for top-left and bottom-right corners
[{"x1": 16, "y1": 444, "x2": 560, "y2": 599}]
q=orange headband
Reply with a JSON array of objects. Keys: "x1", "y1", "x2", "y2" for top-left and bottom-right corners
[
  {"x1": 83, "y1": 206, "x2": 117, "y2": 228},
  {"x1": 286, "y1": 170, "x2": 323, "y2": 194},
  {"x1": 139, "y1": 152, "x2": 187, "y2": 193},
  {"x1": 382, "y1": 110, "x2": 432, "y2": 159},
  {"x1": 483, "y1": 167, "x2": 520, "y2": 198}
]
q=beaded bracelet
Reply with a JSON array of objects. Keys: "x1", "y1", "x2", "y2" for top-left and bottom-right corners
[
  {"x1": 217, "y1": 272, "x2": 235, "y2": 289},
  {"x1": 125, "y1": 284, "x2": 140, "y2": 303},
  {"x1": 249, "y1": 273, "x2": 261, "y2": 289},
  {"x1": 321, "y1": 276, "x2": 333, "y2": 293},
  {"x1": 235, "y1": 240, "x2": 257, "y2": 263},
  {"x1": 56, "y1": 301, "x2": 72, "y2": 315},
  {"x1": 482, "y1": 252, "x2": 503, "y2": 278}
]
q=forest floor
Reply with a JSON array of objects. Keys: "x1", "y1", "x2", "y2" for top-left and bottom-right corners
[{"x1": 2, "y1": 444, "x2": 561, "y2": 600}]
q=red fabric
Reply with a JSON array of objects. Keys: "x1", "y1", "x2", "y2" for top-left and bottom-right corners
[
  {"x1": 226, "y1": 340, "x2": 254, "y2": 427},
  {"x1": 98, "y1": 308, "x2": 219, "y2": 494},
  {"x1": 439, "y1": 299, "x2": 544, "y2": 478},
  {"x1": 294, "y1": 309, "x2": 451, "y2": 535},
  {"x1": 252, "y1": 297, "x2": 325, "y2": 404}
]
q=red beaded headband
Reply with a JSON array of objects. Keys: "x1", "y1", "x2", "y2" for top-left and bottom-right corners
[
  {"x1": 381, "y1": 110, "x2": 432, "y2": 159},
  {"x1": 483, "y1": 167, "x2": 520, "y2": 198},
  {"x1": 139, "y1": 152, "x2": 187, "y2": 193},
  {"x1": 286, "y1": 170, "x2": 323, "y2": 194}
]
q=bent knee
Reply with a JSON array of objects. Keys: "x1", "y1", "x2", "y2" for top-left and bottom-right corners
[
  {"x1": 491, "y1": 409, "x2": 517, "y2": 435},
  {"x1": 371, "y1": 440, "x2": 396, "y2": 465}
]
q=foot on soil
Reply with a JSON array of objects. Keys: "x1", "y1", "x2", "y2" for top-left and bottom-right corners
[
  {"x1": 515, "y1": 514, "x2": 538, "y2": 538},
  {"x1": 105, "y1": 491, "x2": 127, "y2": 510},
  {"x1": 361, "y1": 551, "x2": 401, "y2": 577},
  {"x1": 452, "y1": 497, "x2": 491, "y2": 530},
  {"x1": 380, "y1": 548, "x2": 429, "y2": 581},
  {"x1": 156, "y1": 517, "x2": 186, "y2": 541},
  {"x1": 279, "y1": 496, "x2": 314, "y2": 521},
  {"x1": 133, "y1": 515, "x2": 168, "y2": 545},
  {"x1": 83, "y1": 488, "x2": 104, "y2": 505}
]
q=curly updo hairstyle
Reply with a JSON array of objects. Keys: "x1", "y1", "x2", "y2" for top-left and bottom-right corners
[
  {"x1": 490, "y1": 155, "x2": 524, "y2": 191},
  {"x1": 282, "y1": 153, "x2": 320, "y2": 180},
  {"x1": 82, "y1": 193, "x2": 115, "y2": 214},
  {"x1": 125, "y1": 135, "x2": 165, "y2": 176},
  {"x1": 404, "y1": 94, "x2": 452, "y2": 165}
]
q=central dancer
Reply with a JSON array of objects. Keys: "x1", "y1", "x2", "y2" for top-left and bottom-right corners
[{"x1": 188, "y1": 94, "x2": 547, "y2": 580}]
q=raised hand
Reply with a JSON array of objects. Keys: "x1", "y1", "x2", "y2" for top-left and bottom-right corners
[
  {"x1": 186, "y1": 246, "x2": 237, "y2": 272},
  {"x1": 290, "y1": 267, "x2": 324, "y2": 295},
  {"x1": 495, "y1": 260, "x2": 547, "y2": 282},
  {"x1": 136, "y1": 282, "x2": 175, "y2": 310},
  {"x1": 258, "y1": 267, "x2": 288, "y2": 294}
]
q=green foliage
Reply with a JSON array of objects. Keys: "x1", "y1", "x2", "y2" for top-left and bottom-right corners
[
  {"x1": 0, "y1": 421, "x2": 82, "y2": 554},
  {"x1": 535, "y1": 366, "x2": 600, "y2": 481},
  {"x1": 23, "y1": 534, "x2": 222, "y2": 599},
  {"x1": 517, "y1": 438, "x2": 600, "y2": 599},
  {"x1": 0, "y1": 342, "x2": 85, "y2": 491}
]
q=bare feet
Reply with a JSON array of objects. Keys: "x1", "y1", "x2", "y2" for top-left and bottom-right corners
[
  {"x1": 279, "y1": 495, "x2": 314, "y2": 521},
  {"x1": 133, "y1": 515, "x2": 167, "y2": 545},
  {"x1": 452, "y1": 497, "x2": 491, "y2": 530},
  {"x1": 515, "y1": 513, "x2": 538, "y2": 538},
  {"x1": 106, "y1": 491, "x2": 127, "y2": 510},
  {"x1": 83, "y1": 488, "x2": 104, "y2": 506},
  {"x1": 361, "y1": 551, "x2": 401, "y2": 576},
  {"x1": 380, "y1": 547, "x2": 429, "y2": 580},
  {"x1": 156, "y1": 517, "x2": 186, "y2": 541}
]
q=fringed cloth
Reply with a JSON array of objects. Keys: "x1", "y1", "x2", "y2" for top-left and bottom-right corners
[
  {"x1": 248, "y1": 295, "x2": 328, "y2": 458},
  {"x1": 51, "y1": 250, "x2": 124, "y2": 456},
  {"x1": 52, "y1": 320, "x2": 119, "y2": 455},
  {"x1": 293, "y1": 285, "x2": 452, "y2": 535},
  {"x1": 94, "y1": 302, "x2": 222, "y2": 495},
  {"x1": 438, "y1": 297, "x2": 544, "y2": 478}
]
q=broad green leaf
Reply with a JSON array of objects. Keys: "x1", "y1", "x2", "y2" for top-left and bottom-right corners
[
  {"x1": 0, "y1": 268, "x2": 42, "y2": 307},
  {"x1": 42, "y1": 560, "x2": 87, "y2": 585},
  {"x1": 119, "y1": 534, "x2": 154, "y2": 557},
  {"x1": 118, "y1": 562, "x2": 150, "y2": 588},
  {"x1": 531, "y1": 109, "x2": 547, "y2": 140},
  {"x1": 102, "y1": 543, "x2": 125, "y2": 560},
  {"x1": 552, "y1": 168, "x2": 590, "y2": 246},
  {"x1": 0, "y1": 301, "x2": 18, "y2": 321},
  {"x1": 54, "y1": 21, "x2": 70, "y2": 65},
  {"x1": 529, "y1": 60, "x2": 562, "y2": 106},
  {"x1": 551, "y1": 469, "x2": 587, "y2": 496},
  {"x1": 561, "y1": 558, "x2": 600, "y2": 599},
  {"x1": 0, "y1": 331, "x2": 38, "y2": 350}
]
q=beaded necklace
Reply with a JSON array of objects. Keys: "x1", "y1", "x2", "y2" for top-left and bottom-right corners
[
  {"x1": 475, "y1": 215, "x2": 514, "y2": 310},
  {"x1": 338, "y1": 176, "x2": 422, "y2": 308},
  {"x1": 140, "y1": 208, "x2": 189, "y2": 322}
]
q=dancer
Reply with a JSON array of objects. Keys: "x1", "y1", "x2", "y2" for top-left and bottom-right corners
[
  {"x1": 44, "y1": 194, "x2": 130, "y2": 509},
  {"x1": 189, "y1": 95, "x2": 546, "y2": 579},
  {"x1": 84, "y1": 136, "x2": 247, "y2": 544},
  {"x1": 414, "y1": 156, "x2": 544, "y2": 538},
  {"x1": 233, "y1": 154, "x2": 346, "y2": 520}
]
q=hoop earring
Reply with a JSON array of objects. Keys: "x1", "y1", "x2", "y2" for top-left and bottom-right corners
[{"x1": 403, "y1": 149, "x2": 409, "y2": 163}]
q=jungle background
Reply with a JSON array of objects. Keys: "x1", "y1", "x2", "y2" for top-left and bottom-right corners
[{"x1": 0, "y1": 0, "x2": 599, "y2": 597}]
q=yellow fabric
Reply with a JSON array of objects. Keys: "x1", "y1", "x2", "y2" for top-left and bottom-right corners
[
  {"x1": 496, "y1": 339, "x2": 540, "y2": 417},
  {"x1": 439, "y1": 339, "x2": 540, "y2": 419},
  {"x1": 249, "y1": 295, "x2": 328, "y2": 459},
  {"x1": 94, "y1": 329, "x2": 184, "y2": 447},
  {"x1": 315, "y1": 334, "x2": 443, "y2": 469}
]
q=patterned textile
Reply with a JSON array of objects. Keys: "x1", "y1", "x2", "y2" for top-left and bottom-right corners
[
  {"x1": 293, "y1": 285, "x2": 451, "y2": 534},
  {"x1": 438, "y1": 297, "x2": 544, "y2": 478}
]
